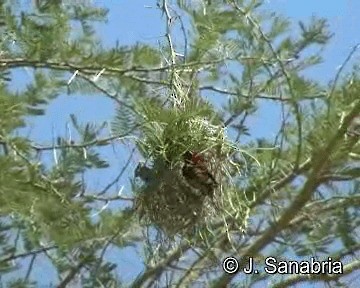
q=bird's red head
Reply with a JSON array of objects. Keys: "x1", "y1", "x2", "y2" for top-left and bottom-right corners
[{"x1": 184, "y1": 151, "x2": 205, "y2": 164}]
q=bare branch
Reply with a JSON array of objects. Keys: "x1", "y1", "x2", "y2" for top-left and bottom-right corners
[
  {"x1": 57, "y1": 257, "x2": 89, "y2": 288},
  {"x1": 31, "y1": 132, "x2": 137, "y2": 151},
  {"x1": 211, "y1": 100, "x2": 360, "y2": 287},
  {"x1": 272, "y1": 260, "x2": 360, "y2": 288},
  {"x1": 0, "y1": 246, "x2": 58, "y2": 263},
  {"x1": 132, "y1": 242, "x2": 191, "y2": 288}
]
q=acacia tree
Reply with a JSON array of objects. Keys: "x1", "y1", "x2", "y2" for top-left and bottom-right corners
[{"x1": 0, "y1": 0, "x2": 359, "y2": 287}]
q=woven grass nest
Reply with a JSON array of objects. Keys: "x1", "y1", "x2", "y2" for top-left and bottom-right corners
[
  {"x1": 133, "y1": 156, "x2": 222, "y2": 237},
  {"x1": 132, "y1": 115, "x2": 251, "y2": 238}
]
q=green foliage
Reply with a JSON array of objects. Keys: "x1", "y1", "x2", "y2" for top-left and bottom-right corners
[
  {"x1": 0, "y1": 86, "x2": 25, "y2": 132},
  {"x1": 132, "y1": 45, "x2": 162, "y2": 67},
  {"x1": 133, "y1": 97, "x2": 223, "y2": 162},
  {"x1": 23, "y1": 72, "x2": 64, "y2": 115},
  {"x1": 111, "y1": 100, "x2": 139, "y2": 136}
]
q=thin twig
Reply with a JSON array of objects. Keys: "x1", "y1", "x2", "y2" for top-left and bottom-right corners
[
  {"x1": 84, "y1": 194, "x2": 133, "y2": 202},
  {"x1": 31, "y1": 133, "x2": 136, "y2": 151},
  {"x1": 97, "y1": 147, "x2": 136, "y2": 195},
  {"x1": 273, "y1": 260, "x2": 360, "y2": 288},
  {"x1": 328, "y1": 43, "x2": 360, "y2": 100},
  {"x1": 0, "y1": 245, "x2": 58, "y2": 263},
  {"x1": 25, "y1": 254, "x2": 37, "y2": 281},
  {"x1": 132, "y1": 242, "x2": 191, "y2": 288},
  {"x1": 211, "y1": 100, "x2": 360, "y2": 287},
  {"x1": 57, "y1": 257, "x2": 89, "y2": 288}
]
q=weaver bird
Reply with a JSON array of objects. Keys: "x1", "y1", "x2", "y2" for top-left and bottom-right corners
[{"x1": 182, "y1": 151, "x2": 217, "y2": 197}]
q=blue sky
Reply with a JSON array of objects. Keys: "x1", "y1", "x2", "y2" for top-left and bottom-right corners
[{"x1": 7, "y1": 0, "x2": 360, "y2": 287}]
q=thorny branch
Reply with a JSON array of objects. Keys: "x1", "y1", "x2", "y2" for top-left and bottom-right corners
[
  {"x1": 212, "y1": 100, "x2": 360, "y2": 287},
  {"x1": 289, "y1": 195, "x2": 360, "y2": 228},
  {"x1": 132, "y1": 242, "x2": 192, "y2": 288},
  {"x1": 31, "y1": 132, "x2": 138, "y2": 151},
  {"x1": 272, "y1": 260, "x2": 360, "y2": 288},
  {"x1": 230, "y1": 0, "x2": 303, "y2": 171},
  {"x1": 57, "y1": 256, "x2": 90, "y2": 288},
  {"x1": 200, "y1": 85, "x2": 326, "y2": 102},
  {"x1": 0, "y1": 57, "x2": 238, "y2": 78},
  {"x1": 97, "y1": 148, "x2": 136, "y2": 196},
  {"x1": 84, "y1": 194, "x2": 133, "y2": 203},
  {"x1": 0, "y1": 245, "x2": 58, "y2": 263}
]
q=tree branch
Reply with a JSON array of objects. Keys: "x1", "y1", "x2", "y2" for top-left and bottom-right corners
[
  {"x1": 0, "y1": 245, "x2": 58, "y2": 263},
  {"x1": 57, "y1": 257, "x2": 89, "y2": 288},
  {"x1": 212, "y1": 100, "x2": 360, "y2": 287},
  {"x1": 131, "y1": 242, "x2": 191, "y2": 288},
  {"x1": 272, "y1": 260, "x2": 360, "y2": 288},
  {"x1": 31, "y1": 132, "x2": 137, "y2": 151}
]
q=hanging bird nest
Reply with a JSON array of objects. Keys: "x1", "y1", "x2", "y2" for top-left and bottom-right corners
[
  {"x1": 133, "y1": 158, "x2": 222, "y2": 237},
  {"x1": 132, "y1": 101, "x2": 251, "y2": 239}
]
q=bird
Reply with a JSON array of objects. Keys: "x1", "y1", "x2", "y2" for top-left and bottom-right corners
[
  {"x1": 134, "y1": 162, "x2": 154, "y2": 183},
  {"x1": 347, "y1": 115, "x2": 360, "y2": 137},
  {"x1": 182, "y1": 151, "x2": 218, "y2": 197}
]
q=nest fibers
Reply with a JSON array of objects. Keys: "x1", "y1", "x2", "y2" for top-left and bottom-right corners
[
  {"x1": 133, "y1": 117, "x2": 250, "y2": 239},
  {"x1": 133, "y1": 160, "x2": 219, "y2": 237}
]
